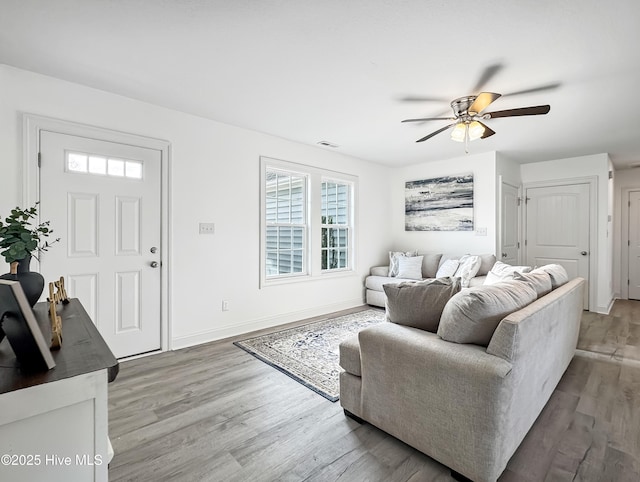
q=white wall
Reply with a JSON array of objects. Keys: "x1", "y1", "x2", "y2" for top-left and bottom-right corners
[
  {"x1": 496, "y1": 152, "x2": 522, "y2": 187},
  {"x1": 612, "y1": 166, "x2": 640, "y2": 298},
  {"x1": 0, "y1": 65, "x2": 393, "y2": 348},
  {"x1": 389, "y1": 151, "x2": 498, "y2": 256},
  {"x1": 521, "y1": 153, "x2": 613, "y2": 313}
]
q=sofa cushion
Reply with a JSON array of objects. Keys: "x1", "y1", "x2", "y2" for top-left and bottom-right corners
[
  {"x1": 384, "y1": 277, "x2": 462, "y2": 332},
  {"x1": 531, "y1": 264, "x2": 569, "y2": 289},
  {"x1": 389, "y1": 250, "x2": 418, "y2": 277},
  {"x1": 513, "y1": 270, "x2": 552, "y2": 298},
  {"x1": 468, "y1": 275, "x2": 487, "y2": 288},
  {"x1": 436, "y1": 258, "x2": 459, "y2": 277},
  {"x1": 397, "y1": 255, "x2": 424, "y2": 280},
  {"x1": 454, "y1": 255, "x2": 482, "y2": 287},
  {"x1": 437, "y1": 280, "x2": 537, "y2": 346}
]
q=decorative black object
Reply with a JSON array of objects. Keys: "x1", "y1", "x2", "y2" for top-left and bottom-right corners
[
  {"x1": 0, "y1": 256, "x2": 45, "y2": 307},
  {"x1": 0, "y1": 280, "x2": 55, "y2": 372}
]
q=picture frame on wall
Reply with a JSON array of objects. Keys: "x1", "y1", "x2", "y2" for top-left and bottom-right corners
[{"x1": 405, "y1": 173, "x2": 474, "y2": 231}]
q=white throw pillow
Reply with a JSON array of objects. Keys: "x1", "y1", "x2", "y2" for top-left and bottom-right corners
[
  {"x1": 484, "y1": 260, "x2": 532, "y2": 285},
  {"x1": 454, "y1": 255, "x2": 482, "y2": 287},
  {"x1": 388, "y1": 250, "x2": 418, "y2": 277},
  {"x1": 436, "y1": 258, "x2": 459, "y2": 278},
  {"x1": 396, "y1": 255, "x2": 424, "y2": 280},
  {"x1": 484, "y1": 269, "x2": 514, "y2": 285}
]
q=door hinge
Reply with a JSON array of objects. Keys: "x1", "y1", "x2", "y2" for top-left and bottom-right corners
[
  {"x1": 524, "y1": 239, "x2": 528, "y2": 246},
  {"x1": 517, "y1": 197, "x2": 521, "y2": 206},
  {"x1": 517, "y1": 241, "x2": 520, "y2": 249},
  {"x1": 628, "y1": 279, "x2": 630, "y2": 286},
  {"x1": 609, "y1": 170, "x2": 613, "y2": 179},
  {"x1": 37, "y1": 152, "x2": 41, "y2": 168}
]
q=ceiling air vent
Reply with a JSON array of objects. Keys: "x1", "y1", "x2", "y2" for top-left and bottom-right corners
[{"x1": 317, "y1": 141, "x2": 339, "y2": 148}]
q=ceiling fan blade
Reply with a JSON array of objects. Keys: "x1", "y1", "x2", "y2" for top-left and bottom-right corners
[
  {"x1": 471, "y1": 63, "x2": 504, "y2": 93},
  {"x1": 416, "y1": 123, "x2": 457, "y2": 143},
  {"x1": 479, "y1": 122, "x2": 496, "y2": 139},
  {"x1": 485, "y1": 105, "x2": 550, "y2": 118},
  {"x1": 503, "y1": 83, "x2": 561, "y2": 97},
  {"x1": 399, "y1": 96, "x2": 450, "y2": 102},
  {"x1": 402, "y1": 117, "x2": 456, "y2": 123},
  {"x1": 469, "y1": 92, "x2": 501, "y2": 115}
]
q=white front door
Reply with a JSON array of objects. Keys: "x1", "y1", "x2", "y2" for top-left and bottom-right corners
[
  {"x1": 525, "y1": 183, "x2": 590, "y2": 307},
  {"x1": 628, "y1": 190, "x2": 640, "y2": 300},
  {"x1": 38, "y1": 130, "x2": 162, "y2": 358},
  {"x1": 499, "y1": 182, "x2": 520, "y2": 265}
]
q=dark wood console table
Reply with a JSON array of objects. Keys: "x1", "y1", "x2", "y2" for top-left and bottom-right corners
[{"x1": 0, "y1": 298, "x2": 118, "y2": 482}]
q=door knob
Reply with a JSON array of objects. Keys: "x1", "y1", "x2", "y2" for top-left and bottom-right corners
[
  {"x1": 150, "y1": 246, "x2": 158, "y2": 254},
  {"x1": 502, "y1": 252, "x2": 508, "y2": 258},
  {"x1": 150, "y1": 261, "x2": 159, "y2": 268},
  {"x1": 580, "y1": 251, "x2": 588, "y2": 256}
]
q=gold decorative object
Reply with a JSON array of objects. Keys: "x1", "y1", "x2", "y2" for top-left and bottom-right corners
[{"x1": 47, "y1": 276, "x2": 69, "y2": 350}]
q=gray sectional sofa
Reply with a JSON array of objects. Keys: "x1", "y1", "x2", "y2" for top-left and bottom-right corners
[
  {"x1": 341, "y1": 267, "x2": 584, "y2": 482},
  {"x1": 365, "y1": 253, "x2": 496, "y2": 307}
]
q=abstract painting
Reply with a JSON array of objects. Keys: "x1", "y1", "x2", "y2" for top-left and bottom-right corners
[{"x1": 405, "y1": 174, "x2": 474, "y2": 231}]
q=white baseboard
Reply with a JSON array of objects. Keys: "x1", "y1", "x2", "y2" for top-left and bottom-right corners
[
  {"x1": 171, "y1": 298, "x2": 364, "y2": 350},
  {"x1": 594, "y1": 296, "x2": 615, "y2": 315}
]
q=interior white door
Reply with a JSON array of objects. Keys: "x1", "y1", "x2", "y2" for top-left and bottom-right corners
[
  {"x1": 38, "y1": 130, "x2": 162, "y2": 358},
  {"x1": 500, "y1": 182, "x2": 520, "y2": 265},
  {"x1": 628, "y1": 191, "x2": 640, "y2": 300},
  {"x1": 525, "y1": 183, "x2": 590, "y2": 307}
]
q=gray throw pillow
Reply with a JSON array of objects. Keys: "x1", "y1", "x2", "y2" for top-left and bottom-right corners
[
  {"x1": 477, "y1": 254, "x2": 497, "y2": 276},
  {"x1": 384, "y1": 277, "x2": 461, "y2": 332},
  {"x1": 531, "y1": 264, "x2": 569, "y2": 289},
  {"x1": 513, "y1": 270, "x2": 552, "y2": 298},
  {"x1": 437, "y1": 280, "x2": 537, "y2": 346}
]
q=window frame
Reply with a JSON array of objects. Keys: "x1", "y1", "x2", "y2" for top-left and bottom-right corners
[
  {"x1": 263, "y1": 166, "x2": 309, "y2": 280},
  {"x1": 321, "y1": 178, "x2": 353, "y2": 273},
  {"x1": 260, "y1": 156, "x2": 357, "y2": 287}
]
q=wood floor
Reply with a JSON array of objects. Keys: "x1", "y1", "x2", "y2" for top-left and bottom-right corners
[{"x1": 108, "y1": 302, "x2": 640, "y2": 482}]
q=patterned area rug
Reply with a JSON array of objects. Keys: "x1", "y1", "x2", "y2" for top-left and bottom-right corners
[{"x1": 234, "y1": 309, "x2": 385, "y2": 402}]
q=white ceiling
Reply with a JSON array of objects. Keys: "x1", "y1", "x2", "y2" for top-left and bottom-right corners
[{"x1": 2, "y1": 0, "x2": 640, "y2": 168}]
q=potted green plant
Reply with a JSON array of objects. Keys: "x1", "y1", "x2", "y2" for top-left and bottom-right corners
[{"x1": 0, "y1": 203, "x2": 59, "y2": 306}]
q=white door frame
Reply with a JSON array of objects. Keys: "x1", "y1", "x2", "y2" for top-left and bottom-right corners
[
  {"x1": 497, "y1": 176, "x2": 522, "y2": 265},
  {"x1": 22, "y1": 113, "x2": 172, "y2": 353},
  {"x1": 522, "y1": 176, "x2": 598, "y2": 312},
  {"x1": 620, "y1": 187, "x2": 640, "y2": 300}
]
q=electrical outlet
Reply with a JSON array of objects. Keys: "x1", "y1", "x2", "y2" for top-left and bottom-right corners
[
  {"x1": 199, "y1": 222, "x2": 215, "y2": 235},
  {"x1": 222, "y1": 300, "x2": 229, "y2": 311},
  {"x1": 475, "y1": 227, "x2": 487, "y2": 236}
]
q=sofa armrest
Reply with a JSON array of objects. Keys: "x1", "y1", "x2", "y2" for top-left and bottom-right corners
[
  {"x1": 357, "y1": 323, "x2": 513, "y2": 480},
  {"x1": 370, "y1": 265, "x2": 389, "y2": 276}
]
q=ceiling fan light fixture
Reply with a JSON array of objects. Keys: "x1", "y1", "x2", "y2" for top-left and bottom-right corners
[
  {"x1": 451, "y1": 123, "x2": 466, "y2": 142},
  {"x1": 468, "y1": 121, "x2": 485, "y2": 141}
]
